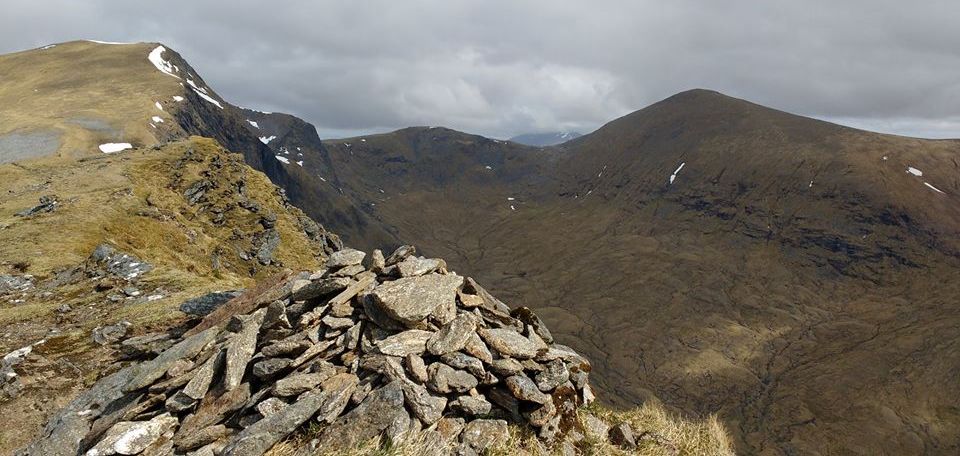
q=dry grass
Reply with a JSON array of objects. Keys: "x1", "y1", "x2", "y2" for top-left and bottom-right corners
[{"x1": 266, "y1": 402, "x2": 734, "y2": 456}]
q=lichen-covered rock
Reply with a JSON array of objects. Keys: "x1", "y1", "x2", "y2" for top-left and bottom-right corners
[{"x1": 372, "y1": 274, "x2": 464, "y2": 326}]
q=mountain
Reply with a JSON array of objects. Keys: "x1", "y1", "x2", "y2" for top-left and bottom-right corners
[
  {"x1": 509, "y1": 131, "x2": 582, "y2": 146},
  {"x1": 2, "y1": 41, "x2": 959, "y2": 455},
  {"x1": 0, "y1": 41, "x2": 732, "y2": 455}
]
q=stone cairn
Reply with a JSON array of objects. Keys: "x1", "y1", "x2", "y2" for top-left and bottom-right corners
[{"x1": 26, "y1": 245, "x2": 594, "y2": 456}]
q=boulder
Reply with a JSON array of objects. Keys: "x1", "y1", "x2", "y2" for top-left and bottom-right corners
[
  {"x1": 326, "y1": 248, "x2": 366, "y2": 268},
  {"x1": 478, "y1": 328, "x2": 539, "y2": 359},
  {"x1": 86, "y1": 412, "x2": 178, "y2": 456},
  {"x1": 375, "y1": 329, "x2": 434, "y2": 356},
  {"x1": 179, "y1": 291, "x2": 243, "y2": 316}
]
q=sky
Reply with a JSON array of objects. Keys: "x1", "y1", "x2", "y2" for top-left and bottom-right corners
[{"x1": 2, "y1": 1, "x2": 958, "y2": 140}]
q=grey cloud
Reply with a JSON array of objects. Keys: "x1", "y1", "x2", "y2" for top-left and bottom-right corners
[{"x1": 1, "y1": 0, "x2": 957, "y2": 138}]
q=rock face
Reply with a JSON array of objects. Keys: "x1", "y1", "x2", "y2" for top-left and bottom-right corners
[{"x1": 24, "y1": 245, "x2": 593, "y2": 455}]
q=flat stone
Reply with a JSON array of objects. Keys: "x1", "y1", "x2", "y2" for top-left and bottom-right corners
[
  {"x1": 165, "y1": 391, "x2": 196, "y2": 413},
  {"x1": 405, "y1": 354, "x2": 429, "y2": 383},
  {"x1": 375, "y1": 329, "x2": 434, "y2": 356},
  {"x1": 449, "y1": 395, "x2": 492, "y2": 416},
  {"x1": 581, "y1": 413, "x2": 610, "y2": 440},
  {"x1": 478, "y1": 328, "x2": 538, "y2": 360},
  {"x1": 488, "y1": 358, "x2": 524, "y2": 377},
  {"x1": 396, "y1": 256, "x2": 442, "y2": 277},
  {"x1": 322, "y1": 315, "x2": 355, "y2": 329},
  {"x1": 426, "y1": 313, "x2": 477, "y2": 356},
  {"x1": 459, "y1": 419, "x2": 508, "y2": 453},
  {"x1": 332, "y1": 264, "x2": 366, "y2": 277},
  {"x1": 314, "y1": 380, "x2": 406, "y2": 452},
  {"x1": 88, "y1": 412, "x2": 178, "y2": 456},
  {"x1": 252, "y1": 357, "x2": 291, "y2": 379},
  {"x1": 261, "y1": 341, "x2": 308, "y2": 358},
  {"x1": 326, "y1": 248, "x2": 366, "y2": 268},
  {"x1": 273, "y1": 372, "x2": 331, "y2": 397},
  {"x1": 535, "y1": 359, "x2": 570, "y2": 391},
  {"x1": 358, "y1": 354, "x2": 407, "y2": 381},
  {"x1": 224, "y1": 309, "x2": 266, "y2": 391},
  {"x1": 179, "y1": 383, "x2": 251, "y2": 437},
  {"x1": 457, "y1": 291, "x2": 484, "y2": 309},
  {"x1": 427, "y1": 362, "x2": 478, "y2": 394},
  {"x1": 510, "y1": 307, "x2": 554, "y2": 344},
  {"x1": 174, "y1": 424, "x2": 231, "y2": 452},
  {"x1": 505, "y1": 375, "x2": 550, "y2": 404},
  {"x1": 124, "y1": 327, "x2": 219, "y2": 392},
  {"x1": 372, "y1": 274, "x2": 464, "y2": 326},
  {"x1": 92, "y1": 321, "x2": 131, "y2": 345},
  {"x1": 327, "y1": 273, "x2": 376, "y2": 317},
  {"x1": 290, "y1": 277, "x2": 352, "y2": 301},
  {"x1": 440, "y1": 352, "x2": 485, "y2": 378},
  {"x1": 221, "y1": 373, "x2": 357, "y2": 456}
]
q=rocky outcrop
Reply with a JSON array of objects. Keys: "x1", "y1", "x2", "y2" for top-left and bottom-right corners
[{"x1": 21, "y1": 245, "x2": 594, "y2": 455}]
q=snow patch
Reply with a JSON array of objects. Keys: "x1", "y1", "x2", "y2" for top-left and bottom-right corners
[
  {"x1": 318, "y1": 176, "x2": 327, "y2": 182},
  {"x1": 155, "y1": 102, "x2": 163, "y2": 111},
  {"x1": 485, "y1": 166, "x2": 493, "y2": 170},
  {"x1": 186, "y1": 78, "x2": 223, "y2": 108},
  {"x1": 151, "y1": 116, "x2": 163, "y2": 123},
  {"x1": 172, "y1": 96, "x2": 184, "y2": 102},
  {"x1": 507, "y1": 197, "x2": 515, "y2": 201},
  {"x1": 808, "y1": 180, "x2": 814, "y2": 188},
  {"x1": 296, "y1": 160, "x2": 304, "y2": 167},
  {"x1": 924, "y1": 182, "x2": 945, "y2": 194},
  {"x1": 40, "y1": 44, "x2": 56, "y2": 50},
  {"x1": 669, "y1": 162, "x2": 686, "y2": 184},
  {"x1": 275, "y1": 155, "x2": 290, "y2": 164},
  {"x1": 86, "y1": 40, "x2": 134, "y2": 45},
  {"x1": 510, "y1": 205, "x2": 516, "y2": 211},
  {"x1": 907, "y1": 167, "x2": 923, "y2": 177},
  {"x1": 247, "y1": 120, "x2": 260, "y2": 129},
  {"x1": 259, "y1": 136, "x2": 276, "y2": 145},
  {"x1": 99, "y1": 143, "x2": 133, "y2": 154},
  {"x1": 147, "y1": 46, "x2": 180, "y2": 79}
]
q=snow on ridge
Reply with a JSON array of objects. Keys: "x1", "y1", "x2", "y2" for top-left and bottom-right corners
[
  {"x1": 40, "y1": 44, "x2": 56, "y2": 50},
  {"x1": 147, "y1": 46, "x2": 181, "y2": 79},
  {"x1": 275, "y1": 155, "x2": 290, "y2": 164},
  {"x1": 86, "y1": 40, "x2": 136, "y2": 45},
  {"x1": 924, "y1": 182, "x2": 945, "y2": 194},
  {"x1": 247, "y1": 120, "x2": 260, "y2": 129},
  {"x1": 669, "y1": 162, "x2": 686, "y2": 184},
  {"x1": 184, "y1": 78, "x2": 223, "y2": 109},
  {"x1": 259, "y1": 136, "x2": 277, "y2": 145},
  {"x1": 99, "y1": 143, "x2": 133, "y2": 154}
]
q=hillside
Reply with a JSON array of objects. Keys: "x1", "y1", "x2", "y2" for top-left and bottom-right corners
[{"x1": 510, "y1": 131, "x2": 583, "y2": 146}]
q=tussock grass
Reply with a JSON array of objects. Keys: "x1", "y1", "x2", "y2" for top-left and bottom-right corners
[{"x1": 266, "y1": 402, "x2": 734, "y2": 456}]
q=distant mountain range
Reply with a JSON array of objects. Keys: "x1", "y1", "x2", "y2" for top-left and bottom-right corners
[
  {"x1": 2, "y1": 40, "x2": 960, "y2": 455},
  {"x1": 509, "y1": 131, "x2": 582, "y2": 146}
]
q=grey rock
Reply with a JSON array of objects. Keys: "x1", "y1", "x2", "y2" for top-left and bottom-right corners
[
  {"x1": 459, "y1": 419, "x2": 509, "y2": 453},
  {"x1": 14, "y1": 194, "x2": 58, "y2": 217},
  {"x1": 174, "y1": 424, "x2": 231, "y2": 452},
  {"x1": 222, "y1": 373, "x2": 357, "y2": 456},
  {"x1": 314, "y1": 380, "x2": 405, "y2": 452},
  {"x1": 124, "y1": 327, "x2": 219, "y2": 392},
  {"x1": 179, "y1": 291, "x2": 242, "y2": 316},
  {"x1": 87, "y1": 412, "x2": 178, "y2": 456},
  {"x1": 92, "y1": 321, "x2": 131, "y2": 345},
  {"x1": 375, "y1": 329, "x2": 433, "y2": 356},
  {"x1": 440, "y1": 352, "x2": 485, "y2": 378},
  {"x1": 165, "y1": 390, "x2": 197, "y2": 413},
  {"x1": 372, "y1": 274, "x2": 464, "y2": 326},
  {"x1": 478, "y1": 328, "x2": 538, "y2": 359},
  {"x1": 262, "y1": 300, "x2": 290, "y2": 330},
  {"x1": 510, "y1": 307, "x2": 554, "y2": 344},
  {"x1": 255, "y1": 398, "x2": 288, "y2": 418},
  {"x1": 397, "y1": 256, "x2": 442, "y2": 277},
  {"x1": 427, "y1": 362, "x2": 478, "y2": 394},
  {"x1": 261, "y1": 341, "x2": 308, "y2": 358},
  {"x1": 505, "y1": 375, "x2": 550, "y2": 404},
  {"x1": 273, "y1": 372, "x2": 331, "y2": 397},
  {"x1": 463, "y1": 332, "x2": 493, "y2": 364},
  {"x1": 290, "y1": 276, "x2": 351, "y2": 301},
  {"x1": 224, "y1": 309, "x2": 266, "y2": 391},
  {"x1": 89, "y1": 244, "x2": 154, "y2": 281},
  {"x1": 252, "y1": 357, "x2": 291, "y2": 379},
  {"x1": 449, "y1": 395, "x2": 492, "y2": 416},
  {"x1": 609, "y1": 422, "x2": 638, "y2": 449},
  {"x1": 405, "y1": 354, "x2": 429, "y2": 383},
  {"x1": 332, "y1": 264, "x2": 366, "y2": 277},
  {"x1": 255, "y1": 229, "x2": 280, "y2": 265},
  {"x1": 426, "y1": 313, "x2": 477, "y2": 356},
  {"x1": 384, "y1": 245, "x2": 416, "y2": 266},
  {"x1": 400, "y1": 379, "x2": 447, "y2": 425},
  {"x1": 581, "y1": 413, "x2": 610, "y2": 440},
  {"x1": 322, "y1": 315, "x2": 355, "y2": 329},
  {"x1": 487, "y1": 387, "x2": 521, "y2": 421},
  {"x1": 369, "y1": 249, "x2": 386, "y2": 272},
  {"x1": 119, "y1": 333, "x2": 175, "y2": 358},
  {"x1": 488, "y1": 358, "x2": 524, "y2": 377},
  {"x1": 326, "y1": 248, "x2": 366, "y2": 268},
  {"x1": 535, "y1": 359, "x2": 570, "y2": 391},
  {"x1": 524, "y1": 399, "x2": 557, "y2": 427}
]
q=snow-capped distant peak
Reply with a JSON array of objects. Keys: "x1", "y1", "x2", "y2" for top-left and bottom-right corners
[{"x1": 147, "y1": 46, "x2": 181, "y2": 79}]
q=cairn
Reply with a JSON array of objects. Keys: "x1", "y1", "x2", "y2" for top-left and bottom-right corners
[{"x1": 23, "y1": 245, "x2": 593, "y2": 455}]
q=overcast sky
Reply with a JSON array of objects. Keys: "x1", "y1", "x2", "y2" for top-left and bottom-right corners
[{"x1": 2, "y1": 1, "x2": 958, "y2": 139}]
